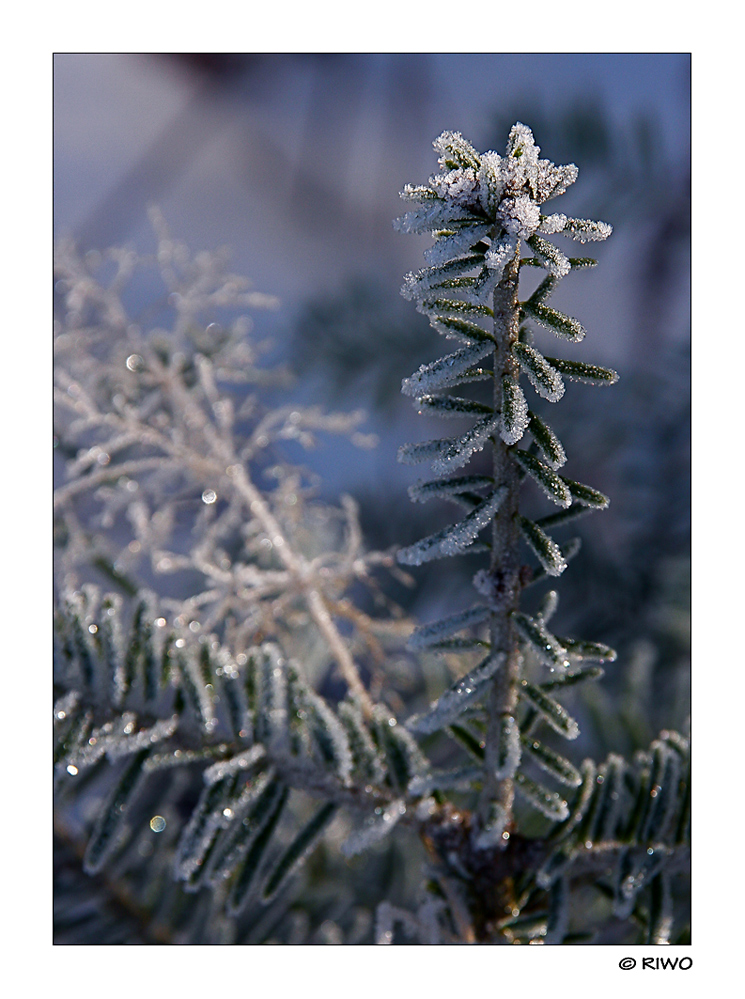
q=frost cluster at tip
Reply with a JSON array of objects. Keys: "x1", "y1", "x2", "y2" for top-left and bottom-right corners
[{"x1": 395, "y1": 124, "x2": 612, "y2": 295}]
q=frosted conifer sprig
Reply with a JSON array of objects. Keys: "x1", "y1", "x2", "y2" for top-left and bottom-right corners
[{"x1": 395, "y1": 124, "x2": 617, "y2": 842}]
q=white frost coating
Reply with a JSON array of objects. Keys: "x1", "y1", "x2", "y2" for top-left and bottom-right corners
[
  {"x1": 423, "y1": 223, "x2": 493, "y2": 267},
  {"x1": 469, "y1": 264, "x2": 502, "y2": 305},
  {"x1": 514, "y1": 772, "x2": 569, "y2": 821},
  {"x1": 431, "y1": 415, "x2": 501, "y2": 477},
  {"x1": 524, "y1": 738, "x2": 583, "y2": 788},
  {"x1": 397, "y1": 437, "x2": 452, "y2": 466},
  {"x1": 257, "y1": 647, "x2": 289, "y2": 751},
  {"x1": 397, "y1": 487, "x2": 507, "y2": 565},
  {"x1": 430, "y1": 167, "x2": 481, "y2": 208},
  {"x1": 513, "y1": 342, "x2": 565, "y2": 402},
  {"x1": 104, "y1": 715, "x2": 179, "y2": 759},
  {"x1": 561, "y1": 218, "x2": 613, "y2": 242},
  {"x1": 401, "y1": 340, "x2": 494, "y2": 397},
  {"x1": 528, "y1": 413, "x2": 567, "y2": 470},
  {"x1": 400, "y1": 183, "x2": 439, "y2": 203},
  {"x1": 174, "y1": 778, "x2": 235, "y2": 880},
  {"x1": 401, "y1": 255, "x2": 485, "y2": 302},
  {"x1": 407, "y1": 474, "x2": 493, "y2": 505},
  {"x1": 534, "y1": 162, "x2": 578, "y2": 203},
  {"x1": 305, "y1": 689, "x2": 354, "y2": 786},
  {"x1": 477, "y1": 151, "x2": 504, "y2": 215},
  {"x1": 408, "y1": 765, "x2": 483, "y2": 796},
  {"x1": 394, "y1": 198, "x2": 477, "y2": 235},
  {"x1": 538, "y1": 213, "x2": 568, "y2": 234},
  {"x1": 512, "y1": 450, "x2": 572, "y2": 507},
  {"x1": 340, "y1": 799, "x2": 407, "y2": 857},
  {"x1": 428, "y1": 315, "x2": 493, "y2": 345},
  {"x1": 520, "y1": 517, "x2": 568, "y2": 577},
  {"x1": 416, "y1": 296, "x2": 492, "y2": 321},
  {"x1": 500, "y1": 377, "x2": 529, "y2": 445},
  {"x1": 204, "y1": 744, "x2": 266, "y2": 785},
  {"x1": 497, "y1": 195, "x2": 540, "y2": 239},
  {"x1": 180, "y1": 650, "x2": 218, "y2": 734},
  {"x1": 407, "y1": 651, "x2": 505, "y2": 734},
  {"x1": 407, "y1": 603, "x2": 492, "y2": 649},
  {"x1": 433, "y1": 130, "x2": 481, "y2": 172},
  {"x1": 415, "y1": 394, "x2": 492, "y2": 419},
  {"x1": 474, "y1": 802, "x2": 509, "y2": 849},
  {"x1": 528, "y1": 234, "x2": 571, "y2": 278},
  {"x1": 513, "y1": 611, "x2": 570, "y2": 670},
  {"x1": 519, "y1": 680, "x2": 580, "y2": 740},
  {"x1": 504, "y1": 122, "x2": 541, "y2": 194},
  {"x1": 494, "y1": 714, "x2": 522, "y2": 780},
  {"x1": 536, "y1": 589, "x2": 560, "y2": 624},
  {"x1": 484, "y1": 232, "x2": 518, "y2": 280}
]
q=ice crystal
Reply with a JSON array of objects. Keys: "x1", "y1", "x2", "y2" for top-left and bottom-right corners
[
  {"x1": 397, "y1": 436, "x2": 453, "y2": 467},
  {"x1": 423, "y1": 223, "x2": 493, "y2": 267},
  {"x1": 528, "y1": 234, "x2": 571, "y2": 278}
]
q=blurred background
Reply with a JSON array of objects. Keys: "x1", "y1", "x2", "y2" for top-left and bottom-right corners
[{"x1": 54, "y1": 52, "x2": 690, "y2": 759}]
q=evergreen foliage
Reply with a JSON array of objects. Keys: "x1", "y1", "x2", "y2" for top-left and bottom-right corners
[{"x1": 53, "y1": 130, "x2": 689, "y2": 945}]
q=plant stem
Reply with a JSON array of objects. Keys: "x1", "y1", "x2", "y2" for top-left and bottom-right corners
[{"x1": 477, "y1": 250, "x2": 523, "y2": 839}]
